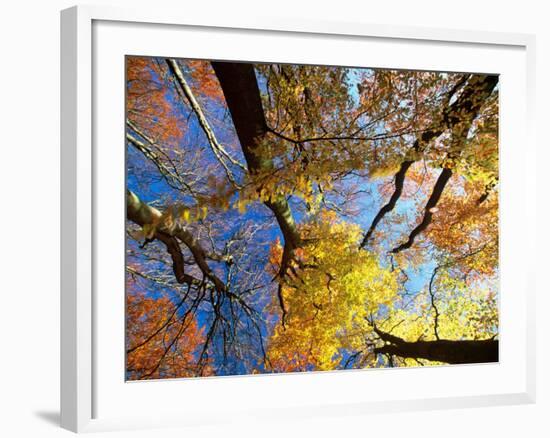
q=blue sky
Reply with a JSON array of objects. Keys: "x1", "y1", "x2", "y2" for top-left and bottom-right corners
[{"x1": 125, "y1": 58, "x2": 496, "y2": 376}]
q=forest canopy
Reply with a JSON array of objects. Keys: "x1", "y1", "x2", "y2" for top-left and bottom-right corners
[{"x1": 125, "y1": 56, "x2": 499, "y2": 379}]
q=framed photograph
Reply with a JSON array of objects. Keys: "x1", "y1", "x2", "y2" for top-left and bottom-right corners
[{"x1": 61, "y1": 5, "x2": 536, "y2": 432}]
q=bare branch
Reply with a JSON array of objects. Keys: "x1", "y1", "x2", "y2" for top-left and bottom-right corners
[
  {"x1": 126, "y1": 189, "x2": 227, "y2": 293},
  {"x1": 166, "y1": 58, "x2": 246, "y2": 187},
  {"x1": 126, "y1": 130, "x2": 199, "y2": 196}
]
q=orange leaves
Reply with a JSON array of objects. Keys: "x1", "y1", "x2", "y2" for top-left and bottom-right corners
[
  {"x1": 127, "y1": 56, "x2": 186, "y2": 147},
  {"x1": 124, "y1": 58, "x2": 500, "y2": 374},
  {"x1": 426, "y1": 178, "x2": 498, "y2": 278},
  {"x1": 127, "y1": 57, "x2": 158, "y2": 99},
  {"x1": 126, "y1": 281, "x2": 208, "y2": 380},
  {"x1": 266, "y1": 237, "x2": 283, "y2": 277},
  {"x1": 186, "y1": 60, "x2": 225, "y2": 104}
]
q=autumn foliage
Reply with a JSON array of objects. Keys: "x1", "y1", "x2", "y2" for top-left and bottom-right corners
[
  {"x1": 125, "y1": 56, "x2": 499, "y2": 379},
  {"x1": 126, "y1": 277, "x2": 211, "y2": 379}
]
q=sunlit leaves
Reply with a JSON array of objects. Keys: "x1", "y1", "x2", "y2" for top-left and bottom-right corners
[
  {"x1": 266, "y1": 212, "x2": 397, "y2": 371},
  {"x1": 126, "y1": 57, "x2": 500, "y2": 377}
]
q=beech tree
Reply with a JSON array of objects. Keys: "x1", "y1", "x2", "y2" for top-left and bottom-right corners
[{"x1": 125, "y1": 56, "x2": 499, "y2": 379}]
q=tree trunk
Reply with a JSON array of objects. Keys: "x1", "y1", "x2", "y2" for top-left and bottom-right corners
[
  {"x1": 374, "y1": 328, "x2": 498, "y2": 364},
  {"x1": 211, "y1": 62, "x2": 302, "y2": 272}
]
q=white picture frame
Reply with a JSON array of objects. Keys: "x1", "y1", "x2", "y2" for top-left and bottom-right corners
[{"x1": 60, "y1": 4, "x2": 536, "y2": 433}]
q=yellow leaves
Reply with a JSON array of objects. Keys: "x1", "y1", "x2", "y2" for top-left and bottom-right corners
[
  {"x1": 135, "y1": 201, "x2": 212, "y2": 242},
  {"x1": 265, "y1": 208, "x2": 497, "y2": 372},
  {"x1": 379, "y1": 269, "x2": 498, "y2": 355},
  {"x1": 295, "y1": 174, "x2": 310, "y2": 193},
  {"x1": 257, "y1": 186, "x2": 273, "y2": 203},
  {"x1": 174, "y1": 204, "x2": 210, "y2": 224},
  {"x1": 435, "y1": 278, "x2": 498, "y2": 340},
  {"x1": 234, "y1": 196, "x2": 250, "y2": 214},
  {"x1": 180, "y1": 208, "x2": 191, "y2": 223},
  {"x1": 382, "y1": 306, "x2": 427, "y2": 343},
  {"x1": 369, "y1": 162, "x2": 402, "y2": 179},
  {"x1": 266, "y1": 213, "x2": 398, "y2": 371},
  {"x1": 234, "y1": 169, "x2": 317, "y2": 212}
]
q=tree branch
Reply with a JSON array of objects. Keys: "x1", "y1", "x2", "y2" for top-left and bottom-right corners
[
  {"x1": 373, "y1": 327, "x2": 498, "y2": 364},
  {"x1": 211, "y1": 61, "x2": 302, "y2": 274},
  {"x1": 361, "y1": 74, "x2": 498, "y2": 248},
  {"x1": 166, "y1": 58, "x2": 246, "y2": 187},
  {"x1": 126, "y1": 189, "x2": 226, "y2": 292},
  {"x1": 126, "y1": 129, "x2": 198, "y2": 196},
  {"x1": 360, "y1": 159, "x2": 415, "y2": 247},
  {"x1": 391, "y1": 167, "x2": 453, "y2": 253}
]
